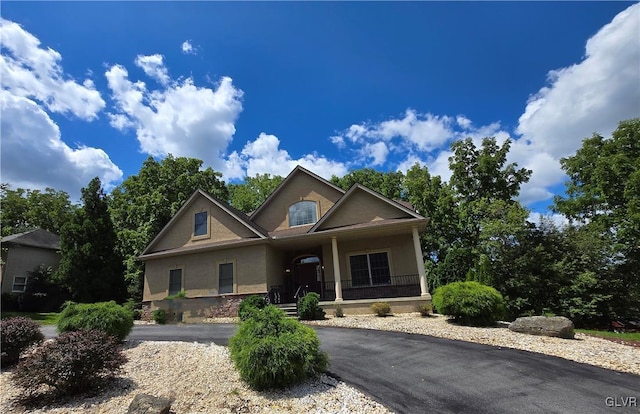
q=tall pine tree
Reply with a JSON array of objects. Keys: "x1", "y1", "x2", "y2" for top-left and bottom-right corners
[{"x1": 56, "y1": 177, "x2": 127, "y2": 303}]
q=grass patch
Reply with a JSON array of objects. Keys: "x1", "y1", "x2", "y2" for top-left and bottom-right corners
[
  {"x1": 576, "y1": 329, "x2": 640, "y2": 342},
  {"x1": 0, "y1": 312, "x2": 59, "y2": 325}
]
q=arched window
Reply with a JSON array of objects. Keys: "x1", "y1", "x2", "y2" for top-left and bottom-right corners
[{"x1": 288, "y1": 201, "x2": 318, "y2": 227}]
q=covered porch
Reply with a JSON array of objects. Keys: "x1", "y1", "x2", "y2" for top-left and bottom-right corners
[{"x1": 266, "y1": 220, "x2": 431, "y2": 306}]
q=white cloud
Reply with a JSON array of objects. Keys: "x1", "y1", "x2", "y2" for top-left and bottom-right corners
[
  {"x1": 0, "y1": 18, "x2": 105, "y2": 120},
  {"x1": 0, "y1": 18, "x2": 121, "y2": 198},
  {"x1": 510, "y1": 4, "x2": 640, "y2": 205},
  {"x1": 106, "y1": 62, "x2": 244, "y2": 172},
  {"x1": 337, "y1": 109, "x2": 455, "y2": 152},
  {"x1": 527, "y1": 213, "x2": 569, "y2": 229},
  {"x1": 0, "y1": 92, "x2": 123, "y2": 198},
  {"x1": 360, "y1": 141, "x2": 389, "y2": 166},
  {"x1": 181, "y1": 40, "x2": 197, "y2": 55},
  {"x1": 456, "y1": 115, "x2": 472, "y2": 129},
  {"x1": 329, "y1": 4, "x2": 639, "y2": 209},
  {"x1": 225, "y1": 133, "x2": 348, "y2": 181},
  {"x1": 134, "y1": 54, "x2": 170, "y2": 85},
  {"x1": 516, "y1": 3, "x2": 640, "y2": 158}
]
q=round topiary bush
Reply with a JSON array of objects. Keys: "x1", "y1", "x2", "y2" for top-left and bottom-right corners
[
  {"x1": 298, "y1": 292, "x2": 325, "y2": 320},
  {"x1": 1, "y1": 317, "x2": 44, "y2": 367},
  {"x1": 238, "y1": 295, "x2": 267, "y2": 321},
  {"x1": 371, "y1": 302, "x2": 391, "y2": 317},
  {"x1": 57, "y1": 301, "x2": 134, "y2": 341},
  {"x1": 432, "y1": 281, "x2": 505, "y2": 326},
  {"x1": 11, "y1": 329, "x2": 127, "y2": 398},
  {"x1": 229, "y1": 305, "x2": 328, "y2": 390}
]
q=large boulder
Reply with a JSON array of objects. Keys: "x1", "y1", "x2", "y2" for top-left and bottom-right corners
[
  {"x1": 509, "y1": 316, "x2": 575, "y2": 339},
  {"x1": 127, "y1": 394, "x2": 172, "y2": 414}
]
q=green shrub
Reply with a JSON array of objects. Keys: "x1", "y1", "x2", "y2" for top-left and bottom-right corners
[
  {"x1": 153, "y1": 309, "x2": 167, "y2": 324},
  {"x1": 11, "y1": 329, "x2": 127, "y2": 398},
  {"x1": 371, "y1": 302, "x2": 391, "y2": 317},
  {"x1": 298, "y1": 292, "x2": 325, "y2": 320},
  {"x1": 432, "y1": 281, "x2": 505, "y2": 326},
  {"x1": 417, "y1": 303, "x2": 432, "y2": 317},
  {"x1": 57, "y1": 301, "x2": 133, "y2": 341},
  {"x1": 165, "y1": 291, "x2": 187, "y2": 300},
  {"x1": 334, "y1": 304, "x2": 344, "y2": 318},
  {"x1": 238, "y1": 295, "x2": 267, "y2": 321},
  {"x1": 1, "y1": 317, "x2": 44, "y2": 367},
  {"x1": 229, "y1": 305, "x2": 328, "y2": 390}
]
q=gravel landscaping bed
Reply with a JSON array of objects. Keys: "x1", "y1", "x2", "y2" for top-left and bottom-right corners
[
  {"x1": 0, "y1": 341, "x2": 391, "y2": 414},
  {"x1": 2, "y1": 312, "x2": 637, "y2": 413}
]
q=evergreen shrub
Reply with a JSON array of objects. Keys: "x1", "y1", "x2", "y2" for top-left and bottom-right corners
[
  {"x1": 229, "y1": 305, "x2": 328, "y2": 390},
  {"x1": 297, "y1": 292, "x2": 325, "y2": 320},
  {"x1": 153, "y1": 309, "x2": 167, "y2": 324},
  {"x1": 57, "y1": 301, "x2": 133, "y2": 341},
  {"x1": 238, "y1": 295, "x2": 267, "y2": 321},
  {"x1": 433, "y1": 281, "x2": 505, "y2": 326}
]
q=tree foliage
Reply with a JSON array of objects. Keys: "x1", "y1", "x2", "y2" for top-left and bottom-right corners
[
  {"x1": 0, "y1": 185, "x2": 76, "y2": 237},
  {"x1": 553, "y1": 118, "x2": 640, "y2": 324},
  {"x1": 55, "y1": 178, "x2": 127, "y2": 303},
  {"x1": 331, "y1": 168, "x2": 404, "y2": 199},
  {"x1": 406, "y1": 138, "x2": 531, "y2": 291},
  {"x1": 109, "y1": 155, "x2": 228, "y2": 301},
  {"x1": 229, "y1": 173, "x2": 283, "y2": 213}
]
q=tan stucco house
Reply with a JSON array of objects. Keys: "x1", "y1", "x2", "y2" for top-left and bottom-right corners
[
  {"x1": 140, "y1": 166, "x2": 431, "y2": 320},
  {"x1": 1, "y1": 229, "x2": 61, "y2": 295}
]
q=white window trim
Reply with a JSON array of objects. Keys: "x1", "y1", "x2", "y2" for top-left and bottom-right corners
[
  {"x1": 192, "y1": 209, "x2": 211, "y2": 241},
  {"x1": 217, "y1": 260, "x2": 237, "y2": 295},
  {"x1": 288, "y1": 200, "x2": 319, "y2": 228},
  {"x1": 12, "y1": 275, "x2": 27, "y2": 293},
  {"x1": 168, "y1": 266, "x2": 185, "y2": 296},
  {"x1": 345, "y1": 249, "x2": 393, "y2": 287}
]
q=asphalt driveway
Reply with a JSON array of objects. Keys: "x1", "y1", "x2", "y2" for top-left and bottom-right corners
[{"x1": 41, "y1": 324, "x2": 639, "y2": 413}]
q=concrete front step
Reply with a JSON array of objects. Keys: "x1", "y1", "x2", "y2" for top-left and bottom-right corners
[{"x1": 275, "y1": 303, "x2": 298, "y2": 317}]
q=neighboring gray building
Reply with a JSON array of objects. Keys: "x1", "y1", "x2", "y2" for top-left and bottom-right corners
[{"x1": 0, "y1": 229, "x2": 61, "y2": 295}]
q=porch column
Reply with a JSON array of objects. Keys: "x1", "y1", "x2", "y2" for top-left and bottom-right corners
[
  {"x1": 331, "y1": 236, "x2": 343, "y2": 302},
  {"x1": 412, "y1": 226, "x2": 431, "y2": 299}
]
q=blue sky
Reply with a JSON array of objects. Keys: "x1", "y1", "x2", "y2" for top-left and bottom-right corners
[{"x1": 1, "y1": 2, "x2": 639, "y2": 219}]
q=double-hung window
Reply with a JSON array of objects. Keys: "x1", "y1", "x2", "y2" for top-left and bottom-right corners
[
  {"x1": 219, "y1": 263, "x2": 234, "y2": 294},
  {"x1": 349, "y1": 252, "x2": 391, "y2": 287},
  {"x1": 168, "y1": 269, "x2": 182, "y2": 296},
  {"x1": 288, "y1": 201, "x2": 318, "y2": 227}
]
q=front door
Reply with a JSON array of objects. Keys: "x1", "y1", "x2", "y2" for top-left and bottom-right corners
[{"x1": 294, "y1": 259, "x2": 322, "y2": 296}]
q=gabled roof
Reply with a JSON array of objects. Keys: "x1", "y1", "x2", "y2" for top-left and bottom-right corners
[
  {"x1": 1, "y1": 229, "x2": 60, "y2": 250},
  {"x1": 141, "y1": 189, "x2": 268, "y2": 256},
  {"x1": 309, "y1": 184, "x2": 425, "y2": 233},
  {"x1": 249, "y1": 165, "x2": 345, "y2": 220}
]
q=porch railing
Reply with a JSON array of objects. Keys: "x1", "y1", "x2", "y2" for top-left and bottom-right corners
[{"x1": 321, "y1": 274, "x2": 421, "y2": 301}]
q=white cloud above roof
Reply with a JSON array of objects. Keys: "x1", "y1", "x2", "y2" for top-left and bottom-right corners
[
  {"x1": 106, "y1": 59, "x2": 244, "y2": 173},
  {"x1": 224, "y1": 133, "x2": 348, "y2": 181}
]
